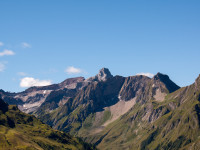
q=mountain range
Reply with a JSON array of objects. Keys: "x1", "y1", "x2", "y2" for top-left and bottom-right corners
[{"x1": 1, "y1": 68, "x2": 200, "y2": 150}]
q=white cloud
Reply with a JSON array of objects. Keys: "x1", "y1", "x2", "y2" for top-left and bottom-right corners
[
  {"x1": 17, "y1": 72, "x2": 27, "y2": 76},
  {"x1": 0, "y1": 62, "x2": 5, "y2": 72},
  {"x1": 22, "y1": 42, "x2": 31, "y2": 48},
  {"x1": 0, "y1": 42, "x2": 4, "y2": 46},
  {"x1": 136, "y1": 72, "x2": 154, "y2": 78},
  {"x1": 0, "y1": 49, "x2": 15, "y2": 56},
  {"x1": 20, "y1": 77, "x2": 52, "y2": 88},
  {"x1": 65, "y1": 66, "x2": 83, "y2": 74}
]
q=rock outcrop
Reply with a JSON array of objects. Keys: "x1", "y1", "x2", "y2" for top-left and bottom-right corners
[{"x1": 87, "y1": 68, "x2": 113, "y2": 82}]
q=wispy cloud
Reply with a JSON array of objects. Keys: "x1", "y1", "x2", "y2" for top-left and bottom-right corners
[
  {"x1": 20, "y1": 77, "x2": 52, "y2": 88},
  {"x1": 65, "y1": 66, "x2": 83, "y2": 74},
  {"x1": 136, "y1": 72, "x2": 154, "y2": 78},
  {"x1": 0, "y1": 49, "x2": 15, "y2": 56},
  {"x1": 0, "y1": 42, "x2": 4, "y2": 46},
  {"x1": 17, "y1": 72, "x2": 27, "y2": 76},
  {"x1": 22, "y1": 42, "x2": 31, "y2": 48},
  {"x1": 0, "y1": 62, "x2": 6, "y2": 72}
]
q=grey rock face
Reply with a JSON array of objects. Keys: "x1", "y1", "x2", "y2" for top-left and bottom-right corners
[
  {"x1": 0, "y1": 77, "x2": 87, "y2": 114},
  {"x1": 119, "y1": 75, "x2": 151, "y2": 101},
  {"x1": 96, "y1": 68, "x2": 113, "y2": 81},
  {"x1": 86, "y1": 68, "x2": 113, "y2": 82}
]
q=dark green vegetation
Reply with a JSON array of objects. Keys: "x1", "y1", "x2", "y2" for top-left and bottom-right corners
[
  {"x1": 1, "y1": 68, "x2": 200, "y2": 149},
  {"x1": 0, "y1": 99, "x2": 96, "y2": 150}
]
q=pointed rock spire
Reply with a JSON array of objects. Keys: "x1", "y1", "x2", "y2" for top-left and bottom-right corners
[
  {"x1": 153, "y1": 72, "x2": 180, "y2": 93},
  {"x1": 86, "y1": 68, "x2": 113, "y2": 82},
  {"x1": 97, "y1": 68, "x2": 113, "y2": 81},
  {"x1": 153, "y1": 72, "x2": 168, "y2": 80}
]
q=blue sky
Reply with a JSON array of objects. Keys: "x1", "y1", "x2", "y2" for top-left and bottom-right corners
[{"x1": 0, "y1": 0, "x2": 200, "y2": 92}]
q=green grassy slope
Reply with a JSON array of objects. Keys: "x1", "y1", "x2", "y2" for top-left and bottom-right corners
[{"x1": 0, "y1": 99, "x2": 96, "y2": 150}]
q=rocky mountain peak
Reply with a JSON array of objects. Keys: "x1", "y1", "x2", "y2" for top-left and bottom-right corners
[
  {"x1": 153, "y1": 72, "x2": 167, "y2": 80},
  {"x1": 97, "y1": 68, "x2": 113, "y2": 81},
  {"x1": 153, "y1": 72, "x2": 180, "y2": 93},
  {"x1": 86, "y1": 67, "x2": 113, "y2": 82}
]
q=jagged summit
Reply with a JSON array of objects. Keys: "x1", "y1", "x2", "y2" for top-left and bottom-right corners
[
  {"x1": 97, "y1": 68, "x2": 113, "y2": 81},
  {"x1": 153, "y1": 72, "x2": 168, "y2": 80},
  {"x1": 87, "y1": 67, "x2": 113, "y2": 82},
  {"x1": 153, "y1": 72, "x2": 180, "y2": 93}
]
